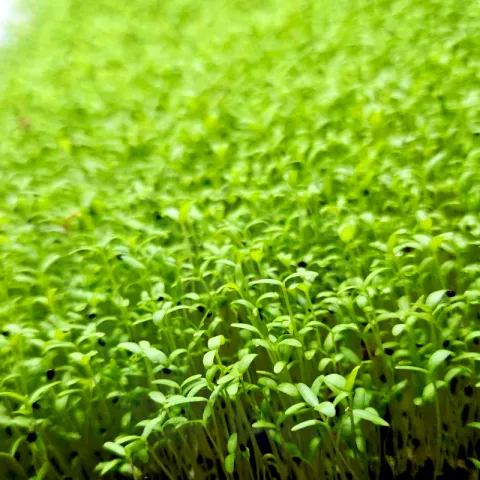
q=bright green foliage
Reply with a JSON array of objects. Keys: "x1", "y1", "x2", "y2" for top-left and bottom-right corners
[{"x1": 1, "y1": 0, "x2": 480, "y2": 478}]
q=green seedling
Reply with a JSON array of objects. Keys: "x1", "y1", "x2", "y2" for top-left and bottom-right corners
[{"x1": 1, "y1": 0, "x2": 480, "y2": 478}]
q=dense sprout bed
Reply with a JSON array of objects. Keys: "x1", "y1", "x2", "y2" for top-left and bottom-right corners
[{"x1": 1, "y1": 0, "x2": 480, "y2": 479}]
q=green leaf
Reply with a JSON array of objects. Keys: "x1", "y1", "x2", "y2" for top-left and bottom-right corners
[
  {"x1": 353, "y1": 388, "x2": 372, "y2": 409},
  {"x1": 228, "y1": 433, "x2": 238, "y2": 454},
  {"x1": 304, "y1": 349, "x2": 316, "y2": 360},
  {"x1": 311, "y1": 375, "x2": 325, "y2": 395},
  {"x1": 274, "y1": 361, "x2": 287, "y2": 374},
  {"x1": 224, "y1": 452, "x2": 235, "y2": 474},
  {"x1": 395, "y1": 366, "x2": 429, "y2": 374},
  {"x1": 251, "y1": 339, "x2": 271, "y2": 349},
  {"x1": 356, "y1": 295, "x2": 368, "y2": 309},
  {"x1": 120, "y1": 256, "x2": 145, "y2": 270},
  {"x1": 205, "y1": 366, "x2": 219, "y2": 384},
  {"x1": 285, "y1": 402, "x2": 308, "y2": 415},
  {"x1": 114, "y1": 435, "x2": 142, "y2": 445},
  {"x1": 148, "y1": 392, "x2": 166, "y2": 404},
  {"x1": 256, "y1": 292, "x2": 279, "y2": 305},
  {"x1": 258, "y1": 377, "x2": 277, "y2": 389},
  {"x1": 324, "y1": 374, "x2": 347, "y2": 393},
  {"x1": 186, "y1": 379, "x2": 208, "y2": 397},
  {"x1": 292, "y1": 419, "x2": 323, "y2": 431},
  {"x1": 423, "y1": 381, "x2": 446, "y2": 402},
  {"x1": 295, "y1": 282, "x2": 310, "y2": 294},
  {"x1": 141, "y1": 416, "x2": 164, "y2": 439},
  {"x1": 352, "y1": 409, "x2": 389, "y2": 427},
  {"x1": 203, "y1": 402, "x2": 213, "y2": 423},
  {"x1": 338, "y1": 222, "x2": 357, "y2": 243},
  {"x1": 8, "y1": 417, "x2": 32, "y2": 428},
  {"x1": 181, "y1": 374, "x2": 203, "y2": 389},
  {"x1": 428, "y1": 350, "x2": 451, "y2": 372},
  {"x1": 340, "y1": 346, "x2": 361, "y2": 365},
  {"x1": 445, "y1": 367, "x2": 471, "y2": 383},
  {"x1": 151, "y1": 379, "x2": 181, "y2": 389},
  {"x1": 218, "y1": 373, "x2": 239, "y2": 385},
  {"x1": 203, "y1": 350, "x2": 216, "y2": 368},
  {"x1": 297, "y1": 383, "x2": 319, "y2": 407},
  {"x1": 163, "y1": 417, "x2": 188, "y2": 429},
  {"x1": 425, "y1": 290, "x2": 446, "y2": 307},
  {"x1": 452, "y1": 352, "x2": 480, "y2": 362},
  {"x1": 30, "y1": 382, "x2": 61, "y2": 403},
  {"x1": 467, "y1": 423, "x2": 480, "y2": 430},
  {"x1": 315, "y1": 401, "x2": 336, "y2": 418},
  {"x1": 208, "y1": 335, "x2": 225, "y2": 350},
  {"x1": 41, "y1": 254, "x2": 61, "y2": 272},
  {"x1": 251, "y1": 248, "x2": 263, "y2": 263},
  {"x1": 465, "y1": 331, "x2": 480, "y2": 343},
  {"x1": 333, "y1": 392, "x2": 349, "y2": 407},
  {"x1": 231, "y1": 323, "x2": 261, "y2": 335},
  {"x1": 392, "y1": 324, "x2": 406, "y2": 336},
  {"x1": 143, "y1": 347, "x2": 168, "y2": 364},
  {"x1": 103, "y1": 442, "x2": 126, "y2": 457},
  {"x1": 231, "y1": 299, "x2": 255, "y2": 310},
  {"x1": 345, "y1": 366, "x2": 361, "y2": 392},
  {"x1": 468, "y1": 457, "x2": 480, "y2": 470},
  {"x1": 236, "y1": 354, "x2": 258, "y2": 374},
  {"x1": 323, "y1": 333, "x2": 335, "y2": 353},
  {"x1": 364, "y1": 268, "x2": 390, "y2": 287},
  {"x1": 252, "y1": 421, "x2": 276, "y2": 429},
  {"x1": 96, "y1": 459, "x2": 122, "y2": 476},
  {"x1": 332, "y1": 323, "x2": 359, "y2": 334},
  {"x1": 117, "y1": 342, "x2": 142, "y2": 354},
  {"x1": 152, "y1": 310, "x2": 166, "y2": 325},
  {"x1": 165, "y1": 396, "x2": 207, "y2": 407},
  {"x1": 168, "y1": 348, "x2": 188, "y2": 362},
  {"x1": 218, "y1": 283, "x2": 241, "y2": 294},
  {"x1": 278, "y1": 339, "x2": 302, "y2": 348},
  {"x1": 318, "y1": 358, "x2": 332, "y2": 371},
  {"x1": 249, "y1": 279, "x2": 283, "y2": 287},
  {"x1": 278, "y1": 383, "x2": 299, "y2": 397}
]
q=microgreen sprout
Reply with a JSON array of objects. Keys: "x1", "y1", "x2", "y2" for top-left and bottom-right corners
[{"x1": 1, "y1": 0, "x2": 480, "y2": 479}]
